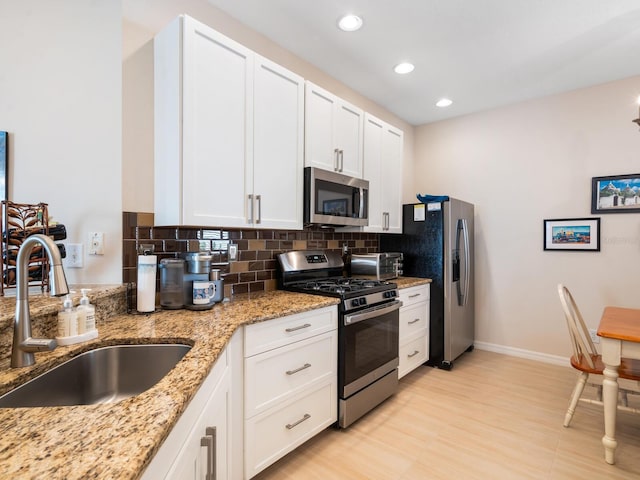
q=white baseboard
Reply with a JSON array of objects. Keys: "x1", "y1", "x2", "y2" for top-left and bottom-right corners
[{"x1": 474, "y1": 341, "x2": 568, "y2": 367}]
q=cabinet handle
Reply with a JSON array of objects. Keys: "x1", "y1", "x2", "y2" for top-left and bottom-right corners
[
  {"x1": 200, "y1": 427, "x2": 217, "y2": 480},
  {"x1": 334, "y1": 148, "x2": 340, "y2": 171},
  {"x1": 408, "y1": 318, "x2": 420, "y2": 325},
  {"x1": 255, "y1": 194, "x2": 262, "y2": 224},
  {"x1": 206, "y1": 426, "x2": 217, "y2": 480},
  {"x1": 286, "y1": 363, "x2": 311, "y2": 375},
  {"x1": 286, "y1": 413, "x2": 311, "y2": 430},
  {"x1": 285, "y1": 323, "x2": 311, "y2": 333},
  {"x1": 407, "y1": 350, "x2": 420, "y2": 358},
  {"x1": 339, "y1": 149, "x2": 344, "y2": 172},
  {"x1": 408, "y1": 293, "x2": 421, "y2": 298},
  {"x1": 247, "y1": 194, "x2": 254, "y2": 224}
]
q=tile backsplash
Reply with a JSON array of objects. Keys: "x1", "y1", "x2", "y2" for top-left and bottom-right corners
[{"x1": 122, "y1": 212, "x2": 380, "y2": 297}]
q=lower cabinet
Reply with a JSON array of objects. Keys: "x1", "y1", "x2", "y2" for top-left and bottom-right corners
[
  {"x1": 243, "y1": 306, "x2": 338, "y2": 479},
  {"x1": 140, "y1": 331, "x2": 243, "y2": 480},
  {"x1": 398, "y1": 284, "x2": 430, "y2": 379}
]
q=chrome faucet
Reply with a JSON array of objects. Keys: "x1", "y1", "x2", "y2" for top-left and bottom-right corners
[{"x1": 11, "y1": 234, "x2": 69, "y2": 368}]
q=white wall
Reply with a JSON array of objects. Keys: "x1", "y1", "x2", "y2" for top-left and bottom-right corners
[
  {"x1": 121, "y1": 0, "x2": 416, "y2": 212},
  {"x1": 0, "y1": 0, "x2": 122, "y2": 284},
  {"x1": 414, "y1": 76, "x2": 640, "y2": 358}
]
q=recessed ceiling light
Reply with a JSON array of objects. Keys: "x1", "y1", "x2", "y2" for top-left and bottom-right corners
[
  {"x1": 436, "y1": 98, "x2": 453, "y2": 108},
  {"x1": 338, "y1": 14, "x2": 363, "y2": 32},
  {"x1": 394, "y1": 63, "x2": 415, "y2": 74}
]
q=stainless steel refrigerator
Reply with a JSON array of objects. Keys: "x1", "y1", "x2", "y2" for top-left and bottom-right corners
[{"x1": 380, "y1": 198, "x2": 474, "y2": 370}]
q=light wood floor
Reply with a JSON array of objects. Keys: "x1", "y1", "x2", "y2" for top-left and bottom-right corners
[{"x1": 254, "y1": 349, "x2": 640, "y2": 479}]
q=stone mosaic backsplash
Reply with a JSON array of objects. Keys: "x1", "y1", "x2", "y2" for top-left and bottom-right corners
[{"x1": 122, "y1": 212, "x2": 380, "y2": 297}]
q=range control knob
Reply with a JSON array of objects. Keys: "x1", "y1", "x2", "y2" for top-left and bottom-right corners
[
  {"x1": 384, "y1": 290, "x2": 397, "y2": 299},
  {"x1": 351, "y1": 299, "x2": 360, "y2": 308}
]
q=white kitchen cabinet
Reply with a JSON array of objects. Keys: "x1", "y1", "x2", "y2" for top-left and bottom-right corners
[
  {"x1": 304, "y1": 81, "x2": 363, "y2": 178},
  {"x1": 243, "y1": 306, "x2": 338, "y2": 478},
  {"x1": 140, "y1": 332, "x2": 243, "y2": 480},
  {"x1": 398, "y1": 284, "x2": 430, "y2": 378},
  {"x1": 362, "y1": 113, "x2": 403, "y2": 233},
  {"x1": 154, "y1": 15, "x2": 304, "y2": 229}
]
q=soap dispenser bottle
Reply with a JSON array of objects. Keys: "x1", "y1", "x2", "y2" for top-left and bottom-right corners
[
  {"x1": 77, "y1": 288, "x2": 96, "y2": 333},
  {"x1": 57, "y1": 294, "x2": 78, "y2": 337}
]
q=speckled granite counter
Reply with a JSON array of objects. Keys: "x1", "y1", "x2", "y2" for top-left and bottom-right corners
[
  {"x1": 0, "y1": 288, "x2": 339, "y2": 480},
  {"x1": 0, "y1": 279, "x2": 428, "y2": 479},
  {"x1": 391, "y1": 276, "x2": 431, "y2": 289}
]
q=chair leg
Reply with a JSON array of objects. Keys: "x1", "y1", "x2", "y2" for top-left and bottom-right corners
[{"x1": 564, "y1": 372, "x2": 588, "y2": 427}]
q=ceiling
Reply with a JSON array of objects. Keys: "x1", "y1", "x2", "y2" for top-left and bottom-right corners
[{"x1": 205, "y1": 0, "x2": 640, "y2": 126}]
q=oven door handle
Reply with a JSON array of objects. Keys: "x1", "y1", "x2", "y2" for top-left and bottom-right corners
[{"x1": 344, "y1": 300, "x2": 402, "y2": 326}]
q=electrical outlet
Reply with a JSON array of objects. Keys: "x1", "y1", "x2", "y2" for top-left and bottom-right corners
[
  {"x1": 228, "y1": 243, "x2": 238, "y2": 261},
  {"x1": 66, "y1": 243, "x2": 83, "y2": 268},
  {"x1": 589, "y1": 328, "x2": 600, "y2": 344},
  {"x1": 89, "y1": 232, "x2": 104, "y2": 255}
]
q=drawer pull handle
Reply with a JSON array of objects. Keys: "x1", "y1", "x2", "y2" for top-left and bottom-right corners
[
  {"x1": 408, "y1": 318, "x2": 420, "y2": 325},
  {"x1": 286, "y1": 413, "x2": 311, "y2": 430},
  {"x1": 286, "y1": 363, "x2": 312, "y2": 375},
  {"x1": 407, "y1": 350, "x2": 420, "y2": 358},
  {"x1": 285, "y1": 323, "x2": 311, "y2": 333},
  {"x1": 408, "y1": 293, "x2": 421, "y2": 298}
]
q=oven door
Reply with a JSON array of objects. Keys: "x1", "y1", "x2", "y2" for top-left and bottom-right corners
[{"x1": 340, "y1": 300, "x2": 401, "y2": 398}]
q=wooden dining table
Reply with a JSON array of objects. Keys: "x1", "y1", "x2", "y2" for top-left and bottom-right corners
[{"x1": 597, "y1": 306, "x2": 640, "y2": 464}]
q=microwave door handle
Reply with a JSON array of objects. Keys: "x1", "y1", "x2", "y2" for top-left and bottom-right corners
[{"x1": 359, "y1": 188, "x2": 365, "y2": 219}]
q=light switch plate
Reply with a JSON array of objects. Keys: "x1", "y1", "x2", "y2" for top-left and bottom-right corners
[
  {"x1": 66, "y1": 243, "x2": 83, "y2": 268},
  {"x1": 228, "y1": 243, "x2": 238, "y2": 261}
]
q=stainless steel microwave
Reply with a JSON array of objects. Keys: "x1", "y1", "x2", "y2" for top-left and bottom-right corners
[{"x1": 304, "y1": 167, "x2": 369, "y2": 227}]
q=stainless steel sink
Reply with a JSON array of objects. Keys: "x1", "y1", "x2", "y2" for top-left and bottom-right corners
[{"x1": 0, "y1": 344, "x2": 191, "y2": 408}]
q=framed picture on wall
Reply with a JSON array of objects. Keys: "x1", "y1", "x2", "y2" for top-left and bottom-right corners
[
  {"x1": 591, "y1": 173, "x2": 640, "y2": 214},
  {"x1": 543, "y1": 217, "x2": 600, "y2": 252},
  {"x1": 0, "y1": 131, "x2": 6, "y2": 201}
]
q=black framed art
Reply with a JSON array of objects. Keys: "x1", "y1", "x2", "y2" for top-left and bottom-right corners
[
  {"x1": 591, "y1": 174, "x2": 640, "y2": 214},
  {"x1": 543, "y1": 217, "x2": 600, "y2": 252}
]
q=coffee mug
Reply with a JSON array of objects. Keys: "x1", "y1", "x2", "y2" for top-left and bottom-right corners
[{"x1": 193, "y1": 281, "x2": 216, "y2": 305}]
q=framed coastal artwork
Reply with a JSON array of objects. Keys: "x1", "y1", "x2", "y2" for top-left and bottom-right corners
[
  {"x1": 543, "y1": 217, "x2": 600, "y2": 252},
  {"x1": 0, "y1": 131, "x2": 6, "y2": 201},
  {"x1": 591, "y1": 173, "x2": 640, "y2": 214}
]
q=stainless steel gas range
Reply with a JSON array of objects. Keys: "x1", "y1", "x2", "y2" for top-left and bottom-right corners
[{"x1": 277, "y1": 250, "x2": 401, "y2": 428}]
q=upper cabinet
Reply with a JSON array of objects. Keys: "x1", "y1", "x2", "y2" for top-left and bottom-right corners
[
  {"x1": 304, "y1": 82, "x2": 364, "y2": 178},
  {"x1": 154, "y1": 15, "x2": 304, "y2": 229},
  {"x1": 362, "y1": 113, "x2": 403, "y2": 234}
]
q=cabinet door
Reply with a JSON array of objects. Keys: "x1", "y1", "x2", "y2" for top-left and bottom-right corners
[
  {"x1": 304, "y1": 82, "x2": 337, "y2": 172},
  {"x1": 181, "y1": 16, "x2": 253, "y2": 227},
  {"x1": 380, "y1": 124, "x2": 403, "y2": 233},
  {"x1": 253, "y1": 56, "x2": 304, "y2": 229},
  {"x1": 165, "y1": 370, "x2": 230, "y2": 480},
  {"x1": 334, "y1": 99, "x2": 363, "y2": 178},
  {"x1": 362, "y1": 114, "x2": 384, "y2": 231}
]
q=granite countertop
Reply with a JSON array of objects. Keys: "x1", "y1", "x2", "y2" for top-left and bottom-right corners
[
  {"x1": 0, "y1": 277, "x2": 428, "y2": 479},
  {"x1": 0, "y1": 289, "x2": 339, "y2": 480}
]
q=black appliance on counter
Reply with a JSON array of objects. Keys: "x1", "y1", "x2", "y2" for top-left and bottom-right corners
[
  {"x1": 381, "y1": 198, "x2": 475, "y2": 370},
  {"x1": 277, "y1": 250, "x2": 401, "y2": 428}
]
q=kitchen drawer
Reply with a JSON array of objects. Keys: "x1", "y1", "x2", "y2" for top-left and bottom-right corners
[
  {"x1": 244, "y1": 306, "x2": 337, "y2": 357},
  {"x1": 399, "y1": 302, "x2": 428, "y2": 341},
  {"x1": 398, "y1": 284, "x2": 429, "y2": 308},
  {"x1": 399, "y1": 334, "x2": 429, "y2": 379},
  {"x1": 245, "y1": 330, "x2": 337, "y2": 417},
  {"x1": 244, "y1": 379, "x2": 337, "y2": 478}
]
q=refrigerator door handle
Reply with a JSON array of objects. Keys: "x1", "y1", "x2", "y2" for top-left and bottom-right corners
[{"x1": 457, "y1": 218, "x2": 470, "y2": 307}]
